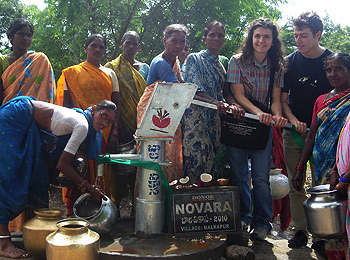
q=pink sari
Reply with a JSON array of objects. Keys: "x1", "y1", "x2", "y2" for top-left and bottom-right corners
[{"x1": 336, "y1": 112, "x2": 350, "y2": 259}]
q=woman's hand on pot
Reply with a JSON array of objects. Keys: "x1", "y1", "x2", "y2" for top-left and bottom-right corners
[
  {"x1": 329, "y1": 171, "x2": 339, "y2": 190},
  {"x1": 334, "y1": 182, "x2": 348, "y2": 191},
  {"x1": 89, "y1": 185, "x2": 107, "y2": 202}
]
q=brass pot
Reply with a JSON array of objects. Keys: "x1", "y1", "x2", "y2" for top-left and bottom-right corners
[
  {"x1": 22, "y1": 208, "x2": 63, "y2": 260},
  {"x1": 46, "y1": 218, "x2": 100, "y2": 260}
]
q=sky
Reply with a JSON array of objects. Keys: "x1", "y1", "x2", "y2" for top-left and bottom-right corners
[{"x1": 20, "y1": 0, "x2": 349, "y2": 27}]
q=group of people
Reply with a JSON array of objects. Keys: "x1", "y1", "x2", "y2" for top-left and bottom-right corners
[{"x1": 0, "y1": 10, "x2": 350, "y2": 259}]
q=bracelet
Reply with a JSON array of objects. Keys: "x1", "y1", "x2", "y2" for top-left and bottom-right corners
[
  {"x1": 295, "y1": 163, "x2": 305, "y2": 172},
  {"x1": 78, "y1": 180, "x2": 87, "y2": 191},
  {"x1": 340, "y1": 173, "x2": 350, "y2": 184},
  {"x1": 111, "y1": 129, "x2": 119, "y2": 136},
  {"x1": 328, "y1": 170, "x2": 337, "y2": 176},
  {"x1": 0, "y1": 235, "x2": 11, "y2": 239}
]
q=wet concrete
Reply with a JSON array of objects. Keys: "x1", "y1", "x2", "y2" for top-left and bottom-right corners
[{"x1": 99, "y1": 217, "x2": 227, "y2": 259}]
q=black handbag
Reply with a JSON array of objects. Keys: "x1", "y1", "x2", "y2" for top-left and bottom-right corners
[{"x1": 221, "y1": 68, "x2": 275, "y2": 150}]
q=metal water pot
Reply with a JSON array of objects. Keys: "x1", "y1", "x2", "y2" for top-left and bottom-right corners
[
  {"x1": 46, "y1": 218, "x2": 99, "y2": 260},
  {"x1": 303, "y1": 184, "x2": 347, "y2": 238},
  {"x1": 23, "y1": 208, "x2": 63, "y2": 260},
  {"x1": 73, "y1": 193, "x2": 118, "y2": 236}
]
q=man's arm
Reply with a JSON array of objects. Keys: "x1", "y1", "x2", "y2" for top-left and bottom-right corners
[{"x1": 281, "y1": 92, "x2": 307, "y2": 135}]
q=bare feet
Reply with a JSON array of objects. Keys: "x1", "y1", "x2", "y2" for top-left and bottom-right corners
[{"x1": 0, "y1": 238, "x2": 30, "y2": 259}]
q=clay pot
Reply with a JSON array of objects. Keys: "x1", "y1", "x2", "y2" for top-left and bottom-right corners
[
  {"x1": 46, "y1": 218, "x2": 100, "y2": 260},
  {"x1": 22, "y1": 208, "x2": 63, "y2": 260},
  {"x1": 269, "y1": 169, "x2": 290, "y2": 199}
]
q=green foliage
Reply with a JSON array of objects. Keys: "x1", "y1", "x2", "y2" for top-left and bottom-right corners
[
  {"x1": 2, "y1": 0, "x2": 349, "y2": 80},
  {"x1": 0, "y1": 0, "x2": 26, "y2": 51},
  {"x1": 281, "y1": 14, "x2": 350, "y2": 56}
]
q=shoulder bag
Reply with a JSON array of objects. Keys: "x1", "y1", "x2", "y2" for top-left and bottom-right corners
[{"x1": 221, "y1": 68, "x2": 275, "y2": 150}]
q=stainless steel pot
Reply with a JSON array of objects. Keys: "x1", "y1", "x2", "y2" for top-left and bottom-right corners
[
  {"x1": 72, "y1": 193, "x2": 118, "y2": 236},
  {"x1": 304, "y1": 184, "x2": 347, "y2": 238}
]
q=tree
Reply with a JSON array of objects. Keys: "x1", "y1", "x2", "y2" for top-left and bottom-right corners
[
  {"x1": 2, "y1": 0, "x2": 288, "y2": 79},
  {"x1": 0, "y1": 0, "x2": 27, "y2": 52},
  {"x1": 281, "y1": 14, "x2": 350, "y2": 56}
]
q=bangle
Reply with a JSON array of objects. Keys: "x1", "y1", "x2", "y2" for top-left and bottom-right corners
[
  {"x1": 78, "y1": 180, "x2": 90, "y2": 193},
  {"x1": 111, "y1": 129, "x2": 119, "y2": 136},
  {"x1": 295, "y1": 163, "x2": 305, "y2": 172},
  {"x1": 340, "y1": 173, "x2": 350, "y2": 184},
  {"x1": 328, "y1": 170, "x2": 337, "y2": 176},
  {"x1": 78, "y1": 180, "x2": 87, "y2": 190}
]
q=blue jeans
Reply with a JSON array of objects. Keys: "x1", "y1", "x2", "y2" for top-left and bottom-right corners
[{"x1": 226, "y1": 129, "x2": 273, "y2": 232}]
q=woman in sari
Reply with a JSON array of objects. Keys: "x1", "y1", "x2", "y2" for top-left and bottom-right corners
[
  {"x1": 56, "y1": 34, "x2": 120, "y2": 215},
  {"x1": 0, "y1": 18, "x2": 56, "y2": 233},
  {"x1": 181, "y1": 21, "x2": 243, "y2": 183},
  {"x1": 137, "y1": 24, "x2": 188, "y2": 182},
  {"x1": 0, "y1": 18, "x2": 55, "y2": 105},
  {"x1": 0, "y1": 96, "x2": 115, "y2": 259},
  {"x1": 293, "y1": 53, "x2": 350, "y2": 190},
  {"x1": 104, "y1": 31, "x2": 149, "y2": 211},
  {"x1": 105, "y1": 31, "x2": 149, "y2": 143},
  {"x1": 323, "y1": 53, "x2": 350, "y2": 259},
  {"x1": 331, "y1": 112, "x2": 350, "y2": 259}
]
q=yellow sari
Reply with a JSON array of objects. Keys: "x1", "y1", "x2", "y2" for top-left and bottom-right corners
[
  {"x1": 105, "y1": 54, "x2": 147, "y2": 140},
  {"x1": 57, "y1": 61, "x2": 113, "y2": 212}
]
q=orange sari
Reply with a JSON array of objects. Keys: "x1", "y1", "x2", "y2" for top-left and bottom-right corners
[
  {"x1": 2, "y1": 51, "x2": 56, "y2": 104},
  {"x1": 137, "y1": 58, "x2": 183, "y2": 182},
  {"x1": 57, "y1": 61, "x2": 113, "y2": 212}
]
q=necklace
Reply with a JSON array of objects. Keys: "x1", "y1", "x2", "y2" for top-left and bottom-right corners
[{"x1": 162, "y1": 52, "x2": 173, "y2": 66}]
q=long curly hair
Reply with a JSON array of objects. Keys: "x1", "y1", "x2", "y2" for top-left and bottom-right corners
[{"x1": 239, "y1": 17, "x2": 286, "y2": 71}]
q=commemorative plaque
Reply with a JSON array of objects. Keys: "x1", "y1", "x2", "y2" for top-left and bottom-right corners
[{"x1": 170, "y1": 186, "x2": 240, "y2": 234}]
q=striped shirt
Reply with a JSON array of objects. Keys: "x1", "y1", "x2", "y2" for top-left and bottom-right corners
[{"x1": 227, "y1": 53, "x2": 283, "y2": 107}]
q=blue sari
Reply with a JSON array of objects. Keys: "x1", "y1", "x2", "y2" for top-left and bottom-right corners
[
  {"x1": 181, "y1": 50, "x2": 226, "y2": 182},
  {"x1": 314, "y1": 90, "x2": 350, "y2": 184},
  {"x1": 0, "y1": 96, "x2": 101, "y2": 224}
]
